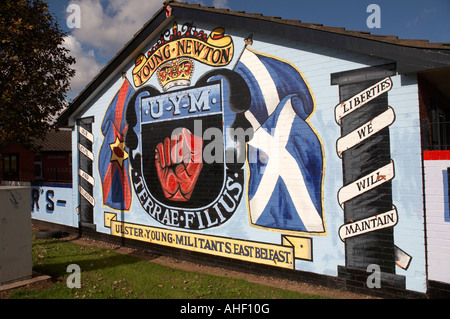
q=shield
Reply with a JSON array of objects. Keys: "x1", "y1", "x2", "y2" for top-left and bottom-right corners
[
  {"x1": 126, "y1": 80, "x2": 248, "y2": 230},
  {"x1": 139, "y1": 83, "x2": 225, "y2": 209}
]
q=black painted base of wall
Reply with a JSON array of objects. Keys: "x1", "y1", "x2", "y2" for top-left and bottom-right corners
[
  {"x1": 32, "y1": 220, "x2": 431, "y2": 299},
  {"x1": 337, "y1": 266, "x2": 416, "y2": 298},
  {"x1": 428, "y1": 280, "x2": 450, "y2": 299}
]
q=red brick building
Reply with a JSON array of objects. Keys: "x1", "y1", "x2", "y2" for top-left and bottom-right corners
[{"x1": 0, "y1": 129, "x2": 72, "y2": 184}]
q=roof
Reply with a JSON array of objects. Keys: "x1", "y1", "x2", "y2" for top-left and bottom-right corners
[
  {"x1": 172, "y1": 1, "x2": 450, "y2": 50},
  {"x1": 58, "y1": 0, "x2": 450, "y2": 127},
  {"x1": 34, "y1": 130, "x2": 72, "y2": 152}
]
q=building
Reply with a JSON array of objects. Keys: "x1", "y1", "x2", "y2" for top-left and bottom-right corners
[
  {"x1": 1, "y1": 129, "x2": 72, "y2": 184},
  {"x1": 34, "y1": 1, "x2": 450, "y2": 297}
]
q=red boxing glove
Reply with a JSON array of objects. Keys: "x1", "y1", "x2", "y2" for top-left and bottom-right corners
[{"x1": 155, "y1": 128, "x2": 203, "y2": 201}]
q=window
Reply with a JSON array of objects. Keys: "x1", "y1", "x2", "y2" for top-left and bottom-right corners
[
  {"x1": 438, "y1": 113, "x2": 447, "y2": 150},
  {"x1": 3, "y1": 154, "x2": 19, "y2": 181},
  {"x1": 430, "y1": 98, "x2": 450, "y2": 150},
  {"x1": 34, "y1": 155, "x2": 42, "y2": 179}
]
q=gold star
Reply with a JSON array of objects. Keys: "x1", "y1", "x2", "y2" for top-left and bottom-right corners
[{"x1": 109, "y1": 137, "x2": 129, "y2": 167}]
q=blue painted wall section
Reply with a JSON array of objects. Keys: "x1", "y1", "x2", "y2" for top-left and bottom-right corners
[{"x1": 31, "y1": 183, "x2": 75, "y2": 227}]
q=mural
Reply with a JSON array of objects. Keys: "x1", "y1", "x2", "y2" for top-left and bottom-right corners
[
  {"x1": 96, "y1": 22, "x2": 326, "y2": 267},
  {"x1": 331, "y1": 67, "x2": 411, "y2": 288},
  {"x1": 235, "y1": 47, "x2": 325, "y2": 234},
  {"x1": 32, "y1": 185, "x2": 69, "y2": 214},
  {"x1": 125, "y1": 80, "x2": 245, "y2": 229},
  {"x1": 35, "y1": 18, "x2": 433, "y2": 294},
  {"x1": 31, "y1": 183, "x2": 75, "y2": 227},
  {"x1": 99, "y1": 79, "x2": 135, "y2": 211},
  {"x1": 78, "y1": 117, "x2": 95, "y2": 225},
  {"x1": 123, "y1": 24, "x2": 325, "y2": 234},
  {"x1": 132, "y1": 22, "x2": 234, "y2": 88}
]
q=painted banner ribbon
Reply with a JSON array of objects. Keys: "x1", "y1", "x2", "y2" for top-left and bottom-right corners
[
  {"x1": 104, "y1": 212, "x2": 313, "y2": 269},
  {"x1": 338, "y1": 206, "x2": 398, "y2": 241},
  {"x1": 334, "y1": 77, "x2": 392, "y2": 125},
  {"x1": 336, "y1": 106, "x2": 396, "y2": 158},
  {"x1": 337, "y1": 160, "x2": 395, "y2": 209},
  {"x1": 133, "y1": 24, "x2": 234, "y2": 87}
]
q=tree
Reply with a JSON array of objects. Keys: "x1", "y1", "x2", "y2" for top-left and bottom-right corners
[{"x1": 0, "y1": 0, "x2": 75, "y2": 151}]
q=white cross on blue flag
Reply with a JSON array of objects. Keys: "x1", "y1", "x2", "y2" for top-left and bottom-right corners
[{"x1": 235, "y1": 48, "x2": 325, "y2": 233}]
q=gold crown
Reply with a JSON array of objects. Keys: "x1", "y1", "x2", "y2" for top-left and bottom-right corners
[{"x1": 157, "y1": 58, "x2": 194, "y2": 91}]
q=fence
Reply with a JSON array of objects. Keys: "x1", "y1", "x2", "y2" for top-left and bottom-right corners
[
  {"x1": 41, "y1": 168, "x2": 72, "y2": 183},
  {"x1": 421, "y1": 120, "x2": 450, "y2": 151}
]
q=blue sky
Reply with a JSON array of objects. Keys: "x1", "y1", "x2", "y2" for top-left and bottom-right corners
[{"x1": 46, "y1": 0, "x2": 450, "y2": 100}]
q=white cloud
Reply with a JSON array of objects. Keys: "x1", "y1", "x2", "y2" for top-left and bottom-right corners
[
  {"x1": 68, "y1": 0, "x2": 162, "y2": 56},
  {"x1": 185, "y1": 0, "x2": 229, "y2": 9},
  {"x1": 62, "y1": 34, "x2": 102, "y2": 99},
  {"x1": 62, "y1": 0, "x2": 229, "y2": 99},
  {"x1": 407, "y1": 8, "x2": 437, "y2": 28},
  {"x1": 212, "y1": 0, "x2": 228, "y2": 8},
  {"x1": 62, "y1": 0, "x2": 162, "y2": 99}
]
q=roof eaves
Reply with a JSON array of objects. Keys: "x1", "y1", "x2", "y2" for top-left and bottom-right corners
[
  {"x1": 168, "y1": 1, "x2": 450, "y2": 73},
  {"x1": 170, "y1": 1, "x2": 450, "y2": 50}
]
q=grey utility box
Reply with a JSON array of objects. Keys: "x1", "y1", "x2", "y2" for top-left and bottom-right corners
[{"x1": 0, "y1": 186, "x2": 32, "y2": 286}]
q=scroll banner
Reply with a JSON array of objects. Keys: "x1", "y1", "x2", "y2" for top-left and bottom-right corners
[
  {"x1": 78, "y1": 143, "x2": 94, "y2": 162},
  {"x1": 337, "y1": 160, "x2": 395, "y2": 209},
  {"x1": 336, "y1": 106, "x2": 396, "y2": 158},
  {"x1": 78, "y1": 169, "x2": 95, "y2": 186},
  {"x1": 338, "y1": 206, "x2": 398, "y2": 241},
  {"x1": 334, "y1": 77, "x2": 393, "y2": 125},
  {"x1": 104, "y1": 212, "x2": 312, "y2": 269},
  {"x1": 79, "y1": 185, "x2": 95, "y2": 206},
  {"x1": 133, "y1": 37, "x2": 234, "y2": 87},
  {"x1": 78, "y1": 126, "x2": 94, "y2": 143},
  {"x1": 339, "y1": 208, "x2": 411, "y2": 270}
]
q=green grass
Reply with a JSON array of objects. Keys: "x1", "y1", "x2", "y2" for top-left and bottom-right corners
[{"x1": 5, "y1": 236, "x2": 328, "y2": 299}]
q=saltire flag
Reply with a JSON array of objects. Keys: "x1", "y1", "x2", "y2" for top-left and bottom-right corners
[
  {"x1": 235, "y1": 47, "x2": 325, "y2": 233},
  {"x1": 99, "y1": 78, "x2": 134, "y2": 211}
]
